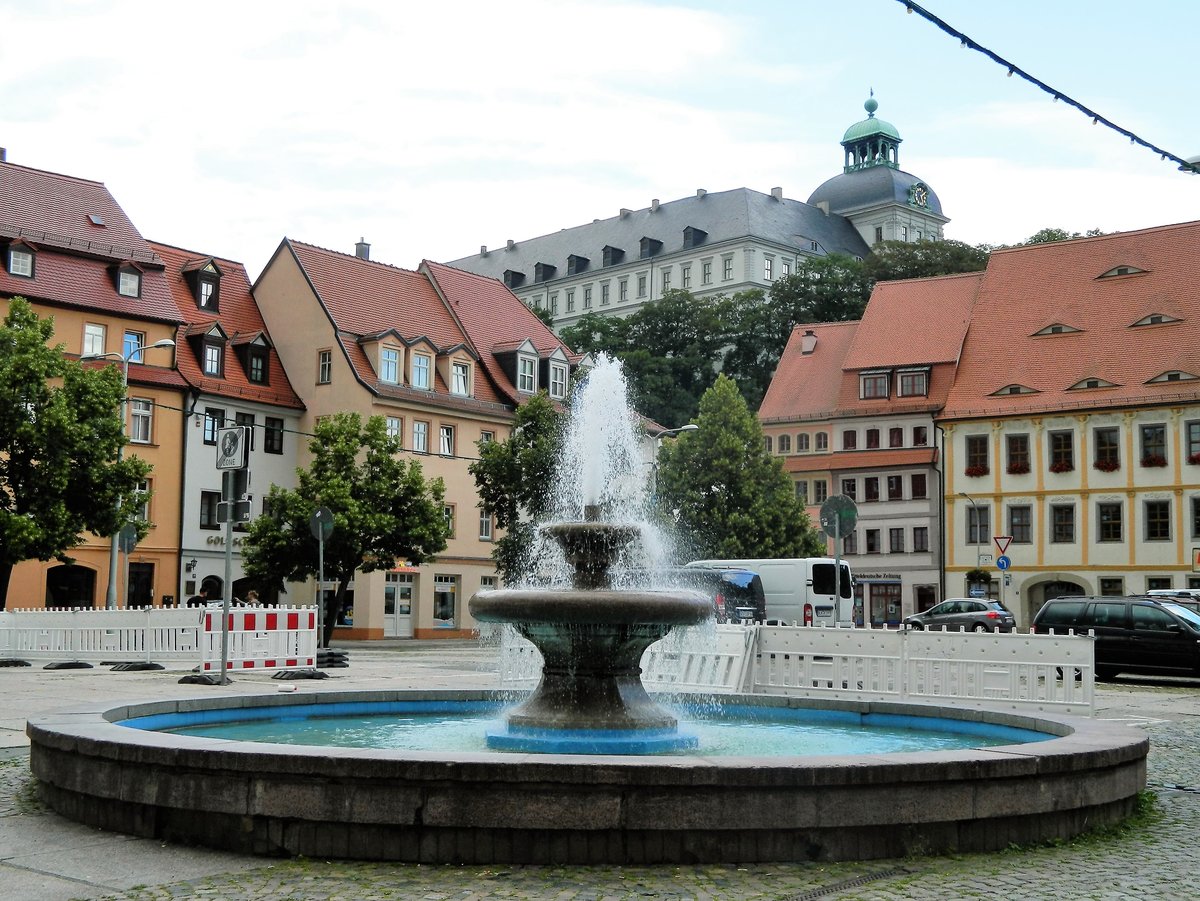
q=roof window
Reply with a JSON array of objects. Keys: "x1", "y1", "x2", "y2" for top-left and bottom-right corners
[
  {"x1": 601, "y1": 245, "x2": 625, "y2": 267},
  {"x1": 88, "y1": 214, "x2": 106, "y2": 227},
  {"x1": 1148, "y1": 371, "x2": 1199, "y2": 384},
  {"x1": 1098, "y1": 265, "x2": 1146, "y2": 279},
  {"x1": 503, "y1": 270, "x2": 525, "y2": 289},
  {"x1": 1068, "y1": 377, "x2": 1118, "y2": 390},
  {"x1": 1131, "y1": 313, "x2": 1180, "y2": 327},
  {"x1": 639, "y1": 237, "x2": 663, "y2": 259},
  {"x1": 991, "y1": 384, "x2": 1039, "y2": 396},
  {"x1": 682, "y1": 226, "x2": 707, "y2": 249},
  {"x1": 1032, "y1": 323, "x2": 1081, "y2": 337},
  {"x1": 7, "y1": 243, "x2": 35, "y2": 278},
  {"x1": 534, "y1": 262, "x2": 557, "y2": 282},
  {"x1": 567, "y1": 254, "x2": 590, "y2": 275}
]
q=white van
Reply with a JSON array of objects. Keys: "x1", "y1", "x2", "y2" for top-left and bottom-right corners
[{"x1": 685, "y1": 557, "x2": 854, "y2": 626}]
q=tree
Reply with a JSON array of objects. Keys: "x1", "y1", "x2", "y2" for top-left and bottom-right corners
[
  {"x1": 242, "y1": 412, "x2": 448, "y2": 645},
  {"x1": 1021, "y1": 227, "x2": 1106, "y2": 245},
  {"x1": 0, "y1": 298, "x2": 151, "y2": 608},
  {"x1": 654, "y1": 374, "x2": 824, "y2": 560},
  {"x1": 557, "y1": 312, "x2": 629, "y2": 357},
  {"x1": 469, "y1": 392, "x2": 562, "y2": 583},
  {"x1": 528, "y1": 303, "x2": 555, "y2": 328},
  {"x1": 863, "y1": 238, "x2": 991, "y2": 282}
]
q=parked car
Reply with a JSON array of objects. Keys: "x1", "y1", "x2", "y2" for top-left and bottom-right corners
[
  {"x1": 903, "y1": 598, "x2": 1016, "y2": 632},
  {"x1": 639, "y1": 566, "x2": 766, "y2": 623},
  {"x1": 1144, "y1": 589, "x2": 1200, "y2": 616},
  {"x1": 1031, "y1": 595, "x2": 1200, "y2": 680}
]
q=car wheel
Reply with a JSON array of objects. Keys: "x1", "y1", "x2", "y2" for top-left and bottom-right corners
[
  {"x1": 972, "y1": 623, "x2": 988, "y2": 633},
  {"x1": 1095, "y1": 666, "x2": 1120, "y2": 681}
]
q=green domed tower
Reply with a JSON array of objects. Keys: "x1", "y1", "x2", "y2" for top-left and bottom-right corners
[{"x1": 841, "y1": 93, "x2": 902, "y2": 172}]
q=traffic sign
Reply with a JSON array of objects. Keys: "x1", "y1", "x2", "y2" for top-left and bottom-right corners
[
  {"x1": 118, "y1": 523, "x2": 139, "y2": 554},
  {"x1": 310, "y1": 506, "x2": 335, "y2": 541},
  {"x1": 819, "y1": 494, "x2": 858, "y2": 540},
  {"x1": 968, "y1": 585, "x2": 987, "y2": 598},
  {"x1": 994, "y1": 535, "x2": 1013, "y2": 555},
  {"x1": 216, "y1": 425, "x2": 250, "y2": 470},
  {"x1": 996, "y1": 555, "x2": 1011, "y2": 571}
]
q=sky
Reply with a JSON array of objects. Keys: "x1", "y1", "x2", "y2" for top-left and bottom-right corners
[{"x1": 2, "y1": 0, "x2": 1197, "y2": 280}]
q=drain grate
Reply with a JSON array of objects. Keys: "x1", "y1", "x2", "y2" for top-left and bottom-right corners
[{"x1": 781, "y1": 867, "x2": 915, "y2": 901}]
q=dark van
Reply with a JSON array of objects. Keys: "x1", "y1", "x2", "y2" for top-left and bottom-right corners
[
  {"x1": 1031, "y1": 596, "x2": 1200, "y2": 680},
  {"x1": 641, "y1": 567, "x2": 766, "y2": 624}
]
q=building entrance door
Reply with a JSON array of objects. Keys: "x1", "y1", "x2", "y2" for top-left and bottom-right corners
[{"x1": 384, "y1": 572, "x2": 414, "y2": 638}]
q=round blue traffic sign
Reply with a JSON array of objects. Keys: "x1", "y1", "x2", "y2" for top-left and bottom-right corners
[{"x1": 996, "y1": 555, "x2": 1011, "y2": 571}]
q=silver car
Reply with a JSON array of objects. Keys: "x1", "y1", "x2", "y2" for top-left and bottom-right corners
[{"x1": 903, "y1": 598, "x2": 1016, "y2": 633}]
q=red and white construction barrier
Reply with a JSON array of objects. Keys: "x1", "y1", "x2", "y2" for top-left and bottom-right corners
[{"x1": 200, "y1": 607, "x2": 318, "y2": 673}]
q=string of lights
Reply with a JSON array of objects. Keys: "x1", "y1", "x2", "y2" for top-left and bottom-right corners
[{"x1": 896, "y1": 1, "x2": 1199, "y2": 174}]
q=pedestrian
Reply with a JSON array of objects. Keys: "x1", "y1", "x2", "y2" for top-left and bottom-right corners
[
  {"x1": 186, "y1": 587, "x2": 207, "y2": 608},
  {"x1": 245, "y1": 590, "x2": 259, "y2": 605}
]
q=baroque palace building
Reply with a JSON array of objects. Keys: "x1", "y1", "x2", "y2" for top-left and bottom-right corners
[{"x1": 447, "y1": 96, "x2": 948, "y2": 330}]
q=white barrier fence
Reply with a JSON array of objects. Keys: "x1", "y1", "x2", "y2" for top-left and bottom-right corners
[
  {"x1": 500, "y1": 624, "x2": 1096, "y2": 716},
  {"x1": 0, "y1": 606, "x2": 318, "y2": 673}
]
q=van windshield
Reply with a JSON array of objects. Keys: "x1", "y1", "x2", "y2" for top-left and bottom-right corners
[{"x1": 1161, "y1": 603, "x2": 1200, "y2": 629}]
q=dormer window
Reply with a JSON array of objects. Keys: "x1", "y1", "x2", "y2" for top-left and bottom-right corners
[
  {"x1": 380, "y1": 347, "x2": 400, "y2": 384},
  {"x1": 897, "y1": 368, "x2": 929, "y2": 397},
  {"x1": 639, "y1": 237, "x2": 663, "y2": 259},
  {"x1": 1148, "y1": 370, "x2": 1199, "y2": 384},
  {"x1": 602, "y1": 245, "x2": 625, "y2": 266},
  {"x1": 567, "y1": 254, "x2": 590, "y2": 275},
  {"x1": 1033, "y1": 323, "x2": 1081, "y2": 336},
  {"x1": 248, "y1": 347, "x2": 268, "y2": 384},
  {"x1": 1131, "y1": 313, "x2": 1180, "y2": 327},
  {"x1": 859, "y1": 371, "x2": 889, "y2": 400},
  {"x1": 992, "y1": 384, "x2": 1039, "y2": 396},
  {"x1": 183, "y1": 260, "x2": 222, "y2": 311},
  {"x1": 682, "y1": 226, "x2": 707, "y2": 248},
  {"x1": 534, "y1": 262, "x2": 557, "y2": 282},
  {"x1": 451, "y1": 361, "x2": 470, "y2": 396},
  {"x1": 7, "y1": 245, "x2": 34, "y2": 278},
  {"x1": 203, "y1": 340, "x2": 224, "y2": 377},
  {"x1": 412, "y1": 353, "x2": 432, "y2": 390},
  {"x1": 1099, "y1": 265, "x2": 1146, "y2": 278},
  {"x1": 502, "y1": 270, "x2": 525, "y2": 289},
  {"x1": 1068, "y1": 377, "x2": 1118, "y2": 390},
  {"x1": 518, "y1": 355, "x2": 537, "y2": 393},
  {"x1": 549, "y1": 360, "x2": 568, "y2": 399}
]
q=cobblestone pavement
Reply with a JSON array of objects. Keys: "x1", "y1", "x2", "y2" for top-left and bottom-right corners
[{"x1": 3, "y1": 648, "x2": 1200, "y2": 900}]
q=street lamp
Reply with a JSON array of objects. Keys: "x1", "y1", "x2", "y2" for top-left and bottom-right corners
[
  {"x1": 958, "y1": 491, "x2": 983, "y2": 592},
  {"x1": 82, "y1": 338, "x2": 176, "y2": 609},
  {"x1": 647, "y1": 424, "x2": 698, "y2": 500},
  {"x1": 648, "y1": 424, "x2": 699, "y2": 440}
]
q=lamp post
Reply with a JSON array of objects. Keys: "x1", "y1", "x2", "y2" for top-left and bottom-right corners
[
  {"x1": 647, "y1": 423, "x2": 698, "y2": 499},
  {"x1": 82, "y1": 338, "x2": 175, "y2": 609},
  {"x1": 958, "y1": 491, "x2": 983, "y2": 592}
]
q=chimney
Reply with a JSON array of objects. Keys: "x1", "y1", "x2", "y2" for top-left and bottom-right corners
[
  {"x1": 506, "y1": 239, "x2": 516, "y2": 250},
  {"x1": 0, "y1": 148, "x2": 6, "y2": 163},
  {"x1": 650, "y1": 199, "x2": 660, "y2": 212},
  {"x1": 480, "y1": 245, "x2": 489, "y2": 257},
  {"x1": 354, "y1": 237, "x2": 370, "y2": 261},
  {"x1": 801, "y1": 329, "x2": 817, "y2": 355},
  {"x1": 696, "y1": 188, "x2": 707, "y2": 199},
  {"x1": 770, "y1": 186, "x2": 783, "y2": 201},
  {"x1": 620, "y1": 208, "x2": 632, "y2": 218}
]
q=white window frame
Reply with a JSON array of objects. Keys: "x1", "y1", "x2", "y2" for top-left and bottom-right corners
[
  {"x1": 380, "y1": 347, "x2": 400, "y2": 384},
  {"x1": 412, "y1": 421, "x2": 429, "y2": 453},
  {"x1": 9, "y1": 248, "x2": 33, "y2": 277},
  {"x1": 451, "y1": 361, "x2": 470, "y2": 396},
  {"x1": 549, "y1": 362, "x2": 568, "y2": 399},
  {"x1": 723, "y1": 256, "x2": 734, "y2": 280},
  {"x1": 83, "y1": 323, "x2": 106, "y2": 357},
  {"x1": 386, "y1": 416, "x2": 402, "y2": 440},
  {"x1": 130, "y1": 399, "x2": 153, "y2": 444},
  {"x1": 412, "y1": 353, "x2": 432, "y2": 389},
  {"x1": 439, "y1": 424, "x2": 455, "y2": 457},
  {"x1": 518, "y1": 356, "x2": 537, "y2": 393},
  {"x1": 479, "y1": 510, "x2": 493, "y2": 541},
  {"x1": 317, "y1": 350, "x2": 332, "y2": 384},
  {"x1": 118, "y1": 269, "x2": 141, "y2": 297},
  {"x1": 203, "y1": 342, "x2": 222, "y2": 376},
  {"x1": 123, "y1": 330, "x2": 145, "y2": 363},
  {"x1": 763, "y1": 257, "x2": 774, "y2": 280},
  {"x1": 701, "y1": 260, "x2": 712, "y2": 285}
]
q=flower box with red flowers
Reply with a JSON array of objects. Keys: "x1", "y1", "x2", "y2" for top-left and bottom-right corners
[
  {"x1": 1093, "y1": 459, "x2": 1120, "y2": 473},
  {"x1": 1006, "y1": 462, "x2": 1031, "y2": 475},
  {"x1": 964, "y1": 465, "x2": 989, "y2": 478},
  {"x1": 1141, "y1": 454, "x2": 1168, "y2": 468},
  {"x1": 1048, "y1": 460, "x2": 1074, "y2": 474},
  {"x1": 1189, "y1": 452, "x2": 1200, "y2": 466}
]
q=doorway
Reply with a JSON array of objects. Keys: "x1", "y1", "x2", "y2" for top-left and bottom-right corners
[{"x1": 46, "y1": 564, "x2": 96, "y2": 608}]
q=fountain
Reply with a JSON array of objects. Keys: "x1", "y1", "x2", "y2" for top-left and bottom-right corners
[{"x1": 25, "y1": 357, "x2": 1149, "y2": 863}]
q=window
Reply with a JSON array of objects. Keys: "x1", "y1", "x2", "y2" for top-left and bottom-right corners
[
  {"x1": 1141, "y1": 424, "x2": 1167, "y2": 465},
  {"x1": 782, "y1": 259, "x2": 792, "y2": 277},
  {"x1": 443, "y1": 505, "x2": 456, "y2": 538},
  {"x1": 637, "y1": 276, "x2": 646, "y2": 298},
  {"x1": 967, "y1": 504, "x2": 990, "y2": 545},
  {"x1": 701, "y1": 261, "x2": 712, "y2": 285},
  {"x1": 199, "y1": 279, "x2": 214, "y2": 308},
  {"x1": 1051, "y1": 505, "x2": 1075, "y2": 543},
  {"x1": 480, "y1": 430, "x2": 495, "y2": 445},
  {"x1": 910, "y1": 473, "x2": 927, "y2": 499},
  {"x1": 439, "y1": 425, "x2": 455, "y2": 457},
  {"x1": 385, "y1": 416, "x2": 402, "y2": 440},
  {"x1": 124, "y1": 330, "x2": 145, "y2": 363},
  {"x1": 874, "y1": 226, "x2": 884, "y2": 244},
  {"x1": 381, "y1": 348, "x2": 400, "y2": 384},
  {"x1": 584, "y1": 287, "x2": 593, "y2": 308},
  {"x1": 1049, "y1": 430, "x2": 1074, "y2": 471},
  {"x1": 1147, "y1": 577, "x2": 1173, "y2": 592},
  {"x1": 889, "y1": 528, "x2": 905, "y2": 553},
  {"x1": 889, "y1": 427, "x2": 903, "y2": 448},
  {"x1": 235, "y1": 412, "x2": 255, "y2": 451},
  {"x1": 433, "y1": 574, "x2": 458, "y2": 625},
  {"x1": 130, "y1": 399, "x2": 153, "y2": 443},
  {"x1": 795, "y1": 481, "x2": 809, "y2": 504},
  {"x1": 413, "y1": 421, "x2": 429, "y2": 454},
  {"x1": 566, "y1": 290, "x2": 576, "y2": 312},
  {"x1": 681, "y1": 267, "x2": 691, "y2": 290},
  {"x1": 83, "y1": 323, "x2": 106, "y2": 357},
  {"x1": 248, "y1": 348, "x2": 268, "y2": 384},
  {"x1": 898, "y1": 370, "x2": 928, "y2": 397},
  {"x1": 1188, "y1": 421, "x2": 1200, "y2": 461},
  {"x1": 843, "y1": 430, "x2": 857, "y2": 450},
  {"x1": 619, "y1": 280, "x2": 628, "y2": 302},
  {"x1": 479, "y1": 510, "x2": 493, "y2": 541},
  {"x1": 864, "y1": 429, "x2": 879, "y2": 449},
  {"x1": 200, "y1": 491, "x2": 221, "y2": 530},
  {"x1": 723, "y1": 257, "x2": 733, "y2": 280},
  {"x1": 797, "y1": 434, "x2": 810, "y2": 452},
  {"x1": 860, "y1": 373, "x2": 888, "y2": 399},
  {"x1": 549, "y1": 362, "x2": 568, "y2": 399},
  {"x1": 913, "y1": 426, "x2": 928, "y2": 446},
  {"x1": 1099, "y1": 578, "x2": 1125, "y2": 597},
  {"x1": 1145, "y1": 500, "x2": 1171, "y2": 540},
  {"x1": 778, "y1": 434, "x2": 791, "y2": 454},
  {"x1": 913, "y1": 527, "x2": 929, "y2": 552},
  {"x1": 813, "y1": 479, "x2": 828, "y2": 503},
  {"x1": 1009, "y1": 505, "x2": 1031, "y2": 543},
  {"x1": 1098, "y1": 502, "x2": 1123, "y2": 542},
  {"x1": 815, "y1": 432, "x2": 829, "y2": 451},
  {"x1": 412, "y1": 353, "x2": 431, "y2": 389},
  {"x1": 965, "y1": 435, "x2": 989, "y2": 473},
  {"x1": 763, "y1": 435, "x2": 773, "y2": 454},
  {"x1": 118, "y1": 269, "x2": 141, "y2": 297},
  {"x1": 763, "y1": 257, "x2": 773, "y2": 280},
  {"x1": 203, "y1": 408, "x2": 224, "y2": 444},
  {"x1": 841, "y1": 478, "x2": 857, "y2": 501},
  {"x1": 1007, "y1": 434, "x2": 1030, "y2": 474},
  {"x1": 659, "y1": 271, "x2": 669, "y2": 292},
  {"x1": 203, "y1": 342, "x2": 223, "y2": 376},
  {"x1": 1192, "y1": 497, "x2": 1200, "y2": 538},
  {"x1": 865, "y1": 529, "x2": 880, "y2": 553},
  {"x1": 1094, "y1": 429, "x2": 1118, "y2": 472},
  {"x1": 451, "y1": 362, "x2": 470, "y2": 396},
  {"x1": 317, "y1": 350, "x2": 332, "y2": 384},
  {"x1": 518, "y1": 356, "x2": 537, "y2": 393},
  {"x1": 133, "y1": 479, "x2": 150, "y2": 522},
  {"x1": 601, "y1": 283, "x2": 610, "y2": 305},
  {"x1": 887, "y1": 476, "x2": 903, "y2": 500},
  {"x1": 843, "y1": 531, "x2": 858, "y2": 554},
  {"x1": 864, "y1": 477, "x2": 879, "y2": 502},
  {"x1": 8, "y1": 246, "x2": 33, "y2": 277},
  {"x1": 264, "y1": 417, "x2": 284, "y2": 454},
  {"x1": 550, "y1": 293, "x2": 559, "y2": 315}
]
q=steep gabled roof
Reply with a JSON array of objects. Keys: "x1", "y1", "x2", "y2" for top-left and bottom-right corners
[
  {"x1": 151, "y1": 241, "x2": 304, "y2": 410},
  {"x1": 0, "y1": 162, "x2": 179, "y2": 323},
  {"x1": 759, "y1": 321, "x2": 858, "y2": 421},
  {"x1": 942, "y1": 220, "x2": 1200, "y2": 419}
]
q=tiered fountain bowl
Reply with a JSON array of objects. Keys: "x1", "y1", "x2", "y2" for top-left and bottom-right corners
[{"x1": 470, "y1": 508, "x2": 712, "y2": 753}]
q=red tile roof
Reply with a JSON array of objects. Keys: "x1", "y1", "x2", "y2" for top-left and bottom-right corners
[
  {"x1": 759, "y1": 322, "x2": 858, "y2": 421},
  {"x1": 0, "y1": 162, "x2": 180, "y2": 324},
  {"x1": 150, "y1": 242, "x2": 304, "y2": 410},
  {"x1": 942, "y1": 220, "x2": 1200, "y2": 420},
  {"x1": 782, "y1": 447, "x2": 938, "y2": 474}
]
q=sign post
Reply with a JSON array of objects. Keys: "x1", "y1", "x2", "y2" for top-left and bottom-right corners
[
  {"x1": 819, "y1": 495, "x2": 858, "y2": 626},
  {"x1": 310, "y1": 507, "x2": 335, "y2": 647},
  {"x1": 215, "y1": 425, "x2": 251, "y2": 685},
  {"x1": 994, "y1": 536, "x2": 1014, "y2": 616}
]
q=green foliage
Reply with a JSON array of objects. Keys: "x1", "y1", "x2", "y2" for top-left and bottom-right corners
[
  {"x1": 1020, "y1": 226, "x2": 1106, "y2": 245},
  {"x1": 0, "y1": 298, "x2": 150, "y2": 606},
  {"x1": 469, "y1": 392, "x2": 562, "y2": 583},
  {"x1": 654, "y1": 374, "x2": 823, "y2": 560},
  {"x1": 557, "y1": 312, "x2": 628, "y2": 356},
  {"x1": 242, "y1": 412, "x2": 448, "y2": 643},
  {"x1": 528, "y1": 302, "x2": 555, "y2": 328},
  {"x1": 863, "y1": 238, "x2": 991, "y2": 282}
]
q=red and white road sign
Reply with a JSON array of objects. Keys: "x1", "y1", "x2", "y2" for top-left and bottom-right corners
[{"x1": 994, "y1": 535, "x2": 1013, "y2": 555}]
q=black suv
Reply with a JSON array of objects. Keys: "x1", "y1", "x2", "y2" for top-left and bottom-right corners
[{"x1": 1031, "y1": 596, "x2": 1200, "y2": 680}]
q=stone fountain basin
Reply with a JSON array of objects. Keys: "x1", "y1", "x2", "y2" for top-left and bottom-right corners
[
  {"x1": 27, "y1": 689, "x2": 1147, "y2": 864},
  {"x1": 471, "y1": 589, "x2": 712, "y2": 624}
]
